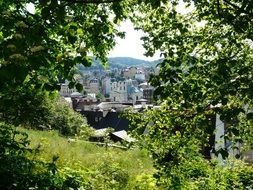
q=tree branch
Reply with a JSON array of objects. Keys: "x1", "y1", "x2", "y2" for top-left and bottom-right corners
[
  {"x1": 217, "y1": 0, "x2": 221, "y2": 17},
  {"x1": 61, "y1": 0, "x2": 122, "y2": 4},
  {"x1": 223, "y1": 0, "x2": 241, "y2": 10},
  {"x1": 223, "y1": 0, "x2": 252, "y2": 16}
]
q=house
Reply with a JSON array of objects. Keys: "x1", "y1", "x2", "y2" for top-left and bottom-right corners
[
  {"x1": 80, "y1": 110, "x2": 130, "y2": 132},
  {"x1": 89, "y1": 78, "x2": 100, "y2": 93},
  {"x1": 127, "y1": 85, "x2": 143, "y2": 104},
  {"x1": 71, "y1": 93, "x2": 98, "y2": 111},
  {"x1": 110, "y1": 81, "x2": 128, "y2": 102},
  {"x1": 214, "y1": 114, "x2": 253, "y2": 163},
  {"x1": 101, "y1": 77, "x2": 111, "y2": 96},
  {"x1": 135, "y1": 70, "x2": 145, "y2": 82},
  {"x1": 122, "y1": 67, "x2": 137, "y2": 79},
  {"x1": 59, "y1": 82, "x2": 77, "y2": 97},
  {"x1": 143, "y1": 87, "x2": 154, "y2": 104}
]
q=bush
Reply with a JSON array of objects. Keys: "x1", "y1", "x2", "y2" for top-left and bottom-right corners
[
  {"x1": 132, "y1": 174, "x2": 157, "y2": 190},
  {"x1": 59, "y1": 153, "x2": 130, "y2": 190},
  {"x1": 48, "y1": 97, "x2": 92, "y2": 137},
  {"x1": 0, "y1": 85, "x2": 92, "y2": 138},
  {"x1": 0, "y1": 86, "x2": 53, "y2": 128}
]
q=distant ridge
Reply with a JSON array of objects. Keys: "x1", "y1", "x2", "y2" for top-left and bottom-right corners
[
  {"x1": 77, "y1": 57, "x2": 162, "y2": 71},
  {"x1": 77, "y1": 57, "x2": 162, "y2": 70},
  {"x1": 108, "y1": 57, "x2": 151, "y2": 66}
]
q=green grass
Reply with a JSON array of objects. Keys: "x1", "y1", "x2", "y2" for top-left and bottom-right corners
[{"x1": 19, "y1": 127, "x2": 154, "y2": 177}]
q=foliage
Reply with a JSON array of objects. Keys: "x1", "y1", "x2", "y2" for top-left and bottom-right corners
[
  {"x1": 0, "y1": 122, "x2": 79, "y2": 190},
  {"x1": 19, "y1": 127, "x2": 155, "y2": 189},
  {"x1": 96, "y1": 92, "x2": 105, "y2": 101},
  {"x1": 126, "y1": 0, "x2": 253, "y2": 187},
  {"x1": 2, "y1": 0, "x2": 253, "y2": 189},
  {"x1": 132, "y1": 174, "x2": 157, "y2": 190},
  {"x1": 126, "y1": 2, "x2": 253, "y2": 186},
  {"x1": 87, "y1": 155, "x2": 130, "y2": 189},
  {"x1": 125, "y1": 103, "x2": 253, "y2": 188},
  {"x1": 48, "y1": 97, "x2": 92, "y2": 137},
  {"x1": 0, "y1": 84, "x2": 54, "y2": 128},
  {"x1": 0, "y1": 86, "x2": 91, "y2": 137},
  {"x1": 0, "y1": 0, "x2": 127, "y2": 92},
  {"x1": 131, "y1": 0, "x2": 253, "y2": 156}
]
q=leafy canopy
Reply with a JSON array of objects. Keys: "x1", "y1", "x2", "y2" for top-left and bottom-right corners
[
  {"x1": 131, "y1": 0, "x2": 253, "y2": 155},
  {"x1": 0, "y1": 0, "x2": 126, "y2": 92},
  {"x1": 125, "y1": 0, "x2": 253, "y2": 187}
]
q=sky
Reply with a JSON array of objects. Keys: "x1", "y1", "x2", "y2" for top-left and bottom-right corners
[
  {"x1": 108, "y1": 20, "x2": 161, "y2": 61},
  {"x1": 108, "y1": 1, "x2": 193, "y2": 61}
]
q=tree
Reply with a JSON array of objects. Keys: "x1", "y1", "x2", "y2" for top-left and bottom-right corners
[
  {"x1": 130, "y1": 0, "x2": 253, "y2": 155},
  {"x1": 124, "y1": 0, "x2": 253, "y2": 188},
  {"x1": 0, "y1": 0, "x2": 126, "y2": 93},
  {"x1": 2, "y1": 0, "x2": 253, "y2": 188},
  {"x1": 0, "y1": 0, "x2": 128, "y2": 133}
]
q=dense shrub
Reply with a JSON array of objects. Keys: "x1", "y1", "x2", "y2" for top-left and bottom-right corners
[
  {"x1": 48, "y1": 97, "x2": 92, "y2": 137},
  {"x1": 155, "y1": 158, "x2": 253, "y2": 190},
  {"x1": 0, "y1": 85, "x2": 92, "y2": 138},
  {"x1": 0, "y1": 86, "x2": 53, "y2": 128},
  {"x1": 59, "y1": 153, "x2": 130, "y2": 190}
]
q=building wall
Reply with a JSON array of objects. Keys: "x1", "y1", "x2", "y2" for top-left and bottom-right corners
[
  {"x1": 135, "y1": 73, "x2": 145, "y2": 81},
  {"x1": 59, "y1": 84, "x2": 77, "y2": 97},
  {"x1": 110, "y1": 81, "x2": 128, "y2": 102},
  {"x1": 102, "y1": 77, "x2": 111, "y2": 96},
  {"x1": 123, "y1": 67, "x2": 137, "y2": 79},
  {"x1": 129, "y1": 91, "x2": 143, "y2": 104},
  {"x1": 89, "y1": 79, "x2": 99, "y2": 93},
  {"x1": 143, "y1": 88, "x2": 154, "y2": 104}
]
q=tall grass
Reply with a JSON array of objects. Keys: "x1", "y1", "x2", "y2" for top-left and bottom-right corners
[{"x1": 19, "y1": 127, "x2": 154, "y2": 177}]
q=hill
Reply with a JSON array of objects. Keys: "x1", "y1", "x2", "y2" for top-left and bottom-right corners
[{"x1": 77, "y1": 57, "x2": 162, "y2": 71}]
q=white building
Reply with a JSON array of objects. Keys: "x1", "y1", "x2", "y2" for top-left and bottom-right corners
[
  {"x1": 102, "y1": 77, "x2": 111, "y2": 96},
  {"x1": 127, "y1": 85, "x2": 143, "y2": 104},
  {"x1": 135, "y1": 70, "x2": 145, "y2": 82},
  {"x1": 89, "y1": 78, "x2": 99, "y2": 93},
  {"x1": 59, "y1": 81, "x2": 77, "y2": 97},
  {"x1": 110, "y1": 81, "x2": 128, "y2": 102},
  {"x1": 109, "y1": 79, "x2": 143, "y2": 104}
]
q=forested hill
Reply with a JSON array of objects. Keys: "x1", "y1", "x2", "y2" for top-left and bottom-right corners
[
  {"x1": 107, "y1": 57, "x2": 160, "y2": 67},
  {"x1": 77, "y1": 57, "x2": 162, "y2": 70}
]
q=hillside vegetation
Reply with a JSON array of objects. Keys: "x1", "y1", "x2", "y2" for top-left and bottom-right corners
[
  {"x1": 19, "y1": 127, "x2": 156, "y2": 189},
  {"x1": 77, "y1": 57, "x2": 162, "y2": 71}
]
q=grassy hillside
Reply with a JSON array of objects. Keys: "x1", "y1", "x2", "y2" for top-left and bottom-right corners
[{"x1": 19, "y1": 128, "x2": 154, "y2": 179}]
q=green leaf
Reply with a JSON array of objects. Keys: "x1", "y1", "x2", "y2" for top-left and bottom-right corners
[
  {"x1": 41, "y1": 7, "x2": 51, "y2": 18},
  {"x1": 75, "y1": 83, "x2": 83, "y2": 92},
  {"x1": 246, "y1": 113, "x2": 253, "y2": 120},
  {"x1": 81, "y1": 56, "x2": 92, "y2": 67},
  {"x1": 68, "y1": 81, "x2": 75, "y2": 89}
]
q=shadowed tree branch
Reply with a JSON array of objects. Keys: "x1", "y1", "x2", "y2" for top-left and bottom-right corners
[{"x1": 62, "y1": 0, "x2": 122, "y2": 4}]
